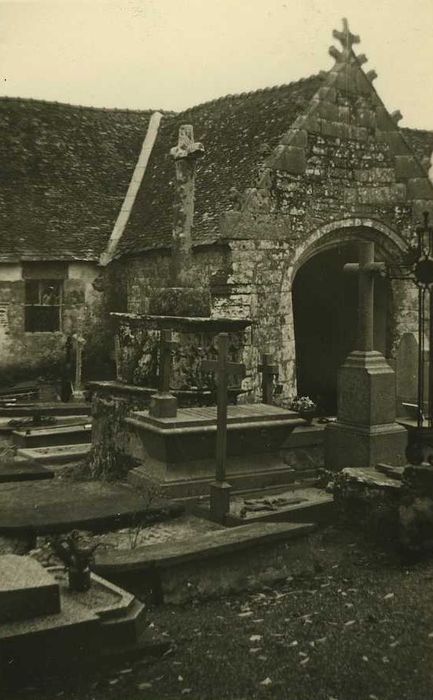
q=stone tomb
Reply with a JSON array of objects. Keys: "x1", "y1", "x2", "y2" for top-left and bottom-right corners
[
  {"x1": 0, "y1": 554, "x2": 162, "y2": 683},
  {"x1": 126, "y1": 403, "x2": 309, "y2": 497}
]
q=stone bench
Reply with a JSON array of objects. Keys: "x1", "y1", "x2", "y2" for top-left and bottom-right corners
[{"x1": 93, "y1": 521, "x2": 315, "y2": 604}]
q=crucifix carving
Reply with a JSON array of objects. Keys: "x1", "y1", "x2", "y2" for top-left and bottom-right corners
[
  {"x1": 258, "y1": 353, "x2": 278, "y2": 404},
  {"x1": 201, "y1": 333, "x2": 246, "y2": 521},
  {"x1": 344, "y1": 241, "x2": 386, "y2": 352},
  {"x1": 170, "y1": 124, "x2": 204, "y2": 286},
  {"x1": 149, "y1": 329, "x2": 178, "y2": 418}
]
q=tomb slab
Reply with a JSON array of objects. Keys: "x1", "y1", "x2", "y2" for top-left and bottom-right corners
[{"x1": 0, "y1": 555, "x2": 60, "y2": 623}]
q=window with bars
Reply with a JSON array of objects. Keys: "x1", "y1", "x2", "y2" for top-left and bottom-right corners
[{"x1": 24, "y1": 279, "x2": 63, "y2": 332}]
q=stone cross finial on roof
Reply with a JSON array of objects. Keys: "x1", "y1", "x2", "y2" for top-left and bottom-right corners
[
  {"x1": 169, "y1": 125, "x2": 205, "y2": 286},
  {"x1": 332, "y1": 18, "x2": 360, "y2": 52},
  {"x1": 329, "y1": 18, "x2": 362, "y2": 63}
]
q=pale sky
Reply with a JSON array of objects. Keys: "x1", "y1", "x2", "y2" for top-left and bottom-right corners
[{"x1": 2, "y1": 0, "x2": 433, "y2": 129}]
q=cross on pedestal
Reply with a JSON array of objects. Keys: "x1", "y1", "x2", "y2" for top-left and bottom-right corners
[
  {"x1": 343, "y1": 241, "x2": 385, "y2": 351},
  {"x1": 149, "y1": 329, "x2": 178, "y2": 418},
  {"x1": 72, "y1": 334, "x2": 86, "y2": 399},
  {"x1": 258, "y1": 353, "x2": 278, "y2": 404},
  {"x1": 325, "y1": 239, "x2": 407, "y2": 470},
  {"x1": 201, "y1": 333, "x2": 246, "y2": 522}
]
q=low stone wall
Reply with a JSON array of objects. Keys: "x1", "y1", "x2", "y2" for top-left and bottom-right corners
[
  {"x1": 93, "y1": 521, "x2": 315, "y2": 604},
  {"x1": 333, "y1": 467, "x2": 402, "y2": 544}
]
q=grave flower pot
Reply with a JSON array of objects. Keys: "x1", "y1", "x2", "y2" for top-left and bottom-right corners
[
  {"x1": 299, "y1": 408, "x2": 316, "y2": 425},
  {"x1": 68, "y1": 566, "x2": 91, "y2": 592}
]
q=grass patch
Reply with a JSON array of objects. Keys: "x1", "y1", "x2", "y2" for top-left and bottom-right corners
[{"x1": 8, "y1": 526, "x2": 433, "y2": 700}]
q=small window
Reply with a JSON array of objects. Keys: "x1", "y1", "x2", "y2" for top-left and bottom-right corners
[{"x1": 24, "y1": 280, "x2": 62, "y2": 332}]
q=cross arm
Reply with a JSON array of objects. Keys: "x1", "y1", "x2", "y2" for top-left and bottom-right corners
[
  {"x1": 343, "y1": 262, "x2": 386, "y2": 276},
  {"x1": 201, "y1": 359, "x2": 246, "y2": 378}
]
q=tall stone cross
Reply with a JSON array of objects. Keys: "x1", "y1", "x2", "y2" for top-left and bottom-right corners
[
  {"x1": 149, "y1": 329, "x2": 178, "y2": 418},
  {"x1": 258, "y1": 353, "x2": 278, "y2": 404},
  {"x1": 72, "y1": 334, "x2": 86, "y2": 397},
  {"x1": 344, "y1": 241, "x2": 386, "y2": 352},
  {"x1": 201, "y1": 333, "x2": 246, "y2": 522},
  {"x1": 170, "y1": 124, "x2": 205, "y2": 286}
]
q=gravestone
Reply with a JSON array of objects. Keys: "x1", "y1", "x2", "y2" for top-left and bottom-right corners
[
  {"x1": 0, "y1": 554, "x2": 163, "y2": 684},
  {"x1": 0, "y1": 554, "x2": 60, "y2": 623},
  {"x1": 325, "y1": 241, "x2": 407, "y2": 468},
  {"x1": 395, "y1": 332, "x2": 419, "y2": 415}
]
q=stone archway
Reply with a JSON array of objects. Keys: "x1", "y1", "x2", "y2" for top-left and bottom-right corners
[
  {"x1": 285, "y1": 220, "x2": 409, "y2": 413},
  {"x1": 292, "y1": 241, "x2": 392, "y2": 414}
]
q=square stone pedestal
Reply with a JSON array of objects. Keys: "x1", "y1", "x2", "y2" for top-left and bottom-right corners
[
  {"x1": 325, "y1": 351, "x2": 407, "y2": 469},
  {"x1": 0, "y1": 554, "x2": 60, "y2": 623}
]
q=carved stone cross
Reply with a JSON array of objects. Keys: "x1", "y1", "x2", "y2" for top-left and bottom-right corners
[
  {"x1": 201, "y1": 333, "x2": 246, "y2": 521},
  {"x1": 72, "y1": 334, "x2": 86, "y2": 396},
  {"x1": 344, "y1": 241, "x2": 385, "y2": 352},
  {"x1": 258, "y1": 353, "x2": 278, "y2": 404},
  {"x1": 149, "y1": 329, "x2": 178, "y2": 418},
  {"x1": 332, "y1": 18, "x2": 360, "y2": 52},
  {"x1": 170, "y1": 124, "x2": 204, "y2": 285}
]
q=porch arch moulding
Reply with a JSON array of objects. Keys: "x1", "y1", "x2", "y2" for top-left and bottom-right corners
[{"x1": 289, "y1": 218, "x2": 408, "y2": 284}]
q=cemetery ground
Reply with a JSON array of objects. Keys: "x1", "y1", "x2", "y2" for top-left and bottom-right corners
[{"x1": 6, "y1": 524, "x2": 433, "y2": 700}]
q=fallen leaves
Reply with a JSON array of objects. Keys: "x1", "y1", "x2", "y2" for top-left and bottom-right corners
[{"x1": 260, "y1": 677, "x2": 272, "y2": 686}]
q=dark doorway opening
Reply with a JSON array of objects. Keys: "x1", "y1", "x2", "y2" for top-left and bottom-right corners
[{"x1": 292, "y1": 242, "x2": 390, "y2": 415}]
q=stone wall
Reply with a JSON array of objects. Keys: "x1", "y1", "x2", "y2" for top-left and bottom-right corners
[
  {"x1": 118, "y1": 106, "x2": 425, "y2": 403},
  {"x1": 0, "y1": 261, "x2": 112, "y2": 384}
]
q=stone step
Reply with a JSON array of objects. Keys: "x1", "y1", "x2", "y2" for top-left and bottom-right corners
[
  {"x1": 17, "y1": 443, "x2": 91, "y2": 465},
  {"x1": 128, "y1": 464, "x2": 319, "y2": 500},
  {"x1": 375, "y1": 463, "x2": 405, "y2": 481},
  {"x1": 13, "y1": 423, "x2": 92, "y2": 448},
  {"x1": 0, "y1": 402, "x2": 90, "y2": 417}
]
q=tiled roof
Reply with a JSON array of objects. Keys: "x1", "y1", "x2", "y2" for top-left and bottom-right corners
[
  {"x1": 2, "y1": 88, "x2": 432, "y2": 263},
  {"x1": 118, "y1": 76, "x2": 324, "y2": 255},
  {"x1": 0, "y1": 98, "x2": 153, "y2": 262}
]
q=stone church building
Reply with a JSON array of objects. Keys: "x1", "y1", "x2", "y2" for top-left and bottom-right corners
[{"x1": 1, "y1": 20, "x2": 433, "y2": 411}]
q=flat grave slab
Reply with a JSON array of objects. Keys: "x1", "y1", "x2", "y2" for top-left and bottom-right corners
[
  {"x1": 17, "y1": 443, "x2": 91, "y2": 464},
  {"x1": 131, "y1": 402, "x2": 303, "y2": 431},
  {"x1": 0, "y1": 459, "x2": 53, "y2": 483},
  {"x1": 0, "y1": 401, "x2": 90, "y2": 417},
  {"x1": 225, "y1": 487, "x2": 334, "y2": 526},
  {"x1": 0, "y1": 481, "x2": 154, "y2": 534},
  {"x1": 0, "y1": 555, "x2": 60, "y2": 623}
]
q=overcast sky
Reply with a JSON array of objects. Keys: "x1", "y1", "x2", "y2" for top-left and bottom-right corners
[{"x1": 2, "y1": 0, "x2": 433, "y2": 129}]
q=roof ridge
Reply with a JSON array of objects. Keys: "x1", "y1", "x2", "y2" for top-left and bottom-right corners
[
  {"x1": 177, "y1": 74, "x2": 322, "y2": 116},
  {"x1": 0, "y1": 95, "x2": 176, "y2": 116}
]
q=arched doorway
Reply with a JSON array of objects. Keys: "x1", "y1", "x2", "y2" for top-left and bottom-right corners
[{"x1": 292, "y1": 241, "x2": 392, "y2": 414}]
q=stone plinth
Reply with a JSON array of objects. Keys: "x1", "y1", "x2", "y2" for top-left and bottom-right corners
[
  {"x1": 125, "y1": 404, "x2": 327, "y2": 499},
  {"x1": 125, "y1": 404, "x2": 306, "y2": 486},
  {"x1": 325, "y1": 351, "x2": 407, "y2": 469},
  {"x1": 0, "y1": 555, "x2": 60, "y2": 623},
  {"x1": 0, "y1": 559, "x2": 164, "y2": 685}
]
